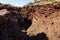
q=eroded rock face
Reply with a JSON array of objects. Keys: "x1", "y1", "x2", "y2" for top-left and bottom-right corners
[
  {"x1": 26, "y1": 3, "x2": 60, "y2": 40},
  {"x1": 0, "y1": 2, "x2": 60, "y2": 40}
]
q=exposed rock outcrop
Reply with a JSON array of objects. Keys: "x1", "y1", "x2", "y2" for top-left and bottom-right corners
[{"x1": 0, "y1": 1, "x2": 60, "y2": 40}]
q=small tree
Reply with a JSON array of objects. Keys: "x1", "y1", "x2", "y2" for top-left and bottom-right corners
[
  {"x1": 34, "y1": 0, "x2": 40, "y2": 2},
  {"x1": 34, "y1": 0, "x2": 37, "y2": 2}
]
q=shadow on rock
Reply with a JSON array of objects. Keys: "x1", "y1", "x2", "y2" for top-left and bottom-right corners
[
  {"x1": 0, "y1": 12, "x2": 32, "y2": 40},
  {"x1": 26, "y1": 32, "x2": 49, "y2": 40}
]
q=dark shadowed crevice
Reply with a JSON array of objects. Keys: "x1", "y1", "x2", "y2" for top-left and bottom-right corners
[
  {"x1": 26, "y1": 32, "x2": 49, "y2": 40},
  {"x1": 24, "y1": 18, "x2": 32, "y2": 30},
  {"x1": 0, "y1": 11, "x2": 32, "y2": 40}
]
